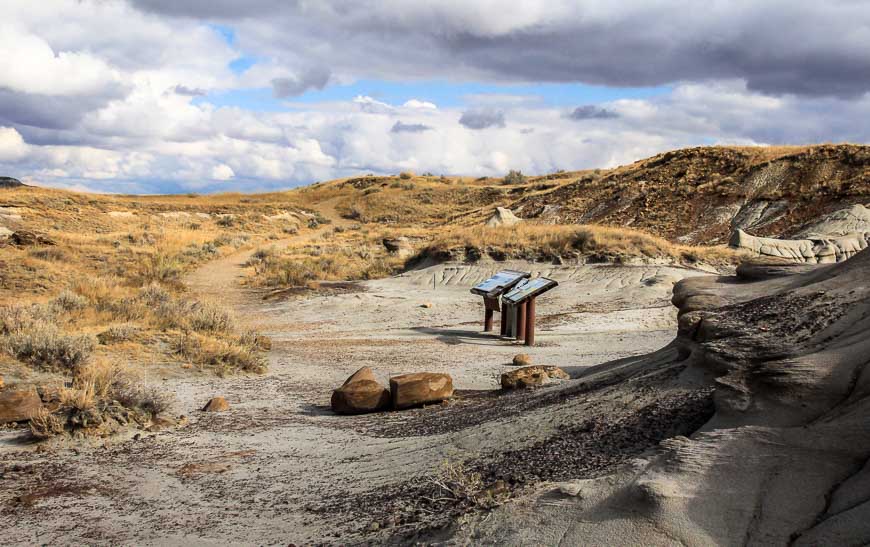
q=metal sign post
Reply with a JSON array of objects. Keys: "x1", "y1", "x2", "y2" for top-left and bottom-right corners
[
  {"x1": 470, "y1": 270, "x2": 531, "y2": 333},
  {"x1": 502, "y1": 277, "x2": 558, "y2": 347}
]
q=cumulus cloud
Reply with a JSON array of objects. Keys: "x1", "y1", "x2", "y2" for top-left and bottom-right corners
[
  {"x1": 568, "y1": 105, "x2": 619, "y2": 120},
  {"x1": 271, "y1": 67, "x2": 331, "y2": 98},
  {"x1": 134, "y1": 1, "x2": 870, "y2": 98},
  {"x1": 459, "y1": 108, "x2": 506, "y2": 130},
  {"x1": 0, "y1": 1, "x2": 868, "y2": 193},
  {"x1": 211, "y1": 163, "x2": 235, "y2": 180},
  {"x1": 391, "y1": 121, "x2": 432, "y2": 133},
  {"x1": 174, "y1": 85, "x2": 206, "y2": 96},
  {"x1": 403, "y1": 99, "x2": 437, "y2": 110}
]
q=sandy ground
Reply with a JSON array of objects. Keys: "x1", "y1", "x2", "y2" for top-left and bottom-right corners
[{"x1": 0, "y1": 249, "x2": 710, "y2": 545}]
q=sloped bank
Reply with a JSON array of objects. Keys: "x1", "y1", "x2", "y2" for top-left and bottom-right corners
[{"x1": 428, "y1": 250, "x2": 870, "y2": 545}]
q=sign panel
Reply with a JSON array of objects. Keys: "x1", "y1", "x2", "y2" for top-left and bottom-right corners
[
  {"x1": 502, "y1": 277, "x2": 558, "y2": 304},
  {"x1": 470, "y1": 270, "x2": 530, "y2": 297}
]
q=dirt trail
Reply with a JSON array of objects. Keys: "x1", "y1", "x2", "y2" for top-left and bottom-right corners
[{"x1": 0, "y1": 216, "x2": 710, "y2": 545}]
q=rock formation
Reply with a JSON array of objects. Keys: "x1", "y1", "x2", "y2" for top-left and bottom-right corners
[
  {"x1": 390, "y1": 372, "x2": 453, "y2": 409},
  {"x1": 467, "y1": 248, "x2": 870, "y2": 545},
  {"x1": 501, "y1": 366, "x2": 569, "y2": 389},
  {"x1": 331, "y1": 367, "x2": 391, "y2": 414},
  {"x1": 0, "y1": 390, "x2": 43, "y2": 424},
  {"x1": 382, "y1": 236, "x2": 414, "y2": 258},
  {"x1": 485, "y1": 207, "x2": 522, "y2": 228},
  {"x1": 730, "y1": 228, "x2": 869, "y2": 263},
  {"x1": 202, "y1": 396, "x2": 230, "y2": 412}
]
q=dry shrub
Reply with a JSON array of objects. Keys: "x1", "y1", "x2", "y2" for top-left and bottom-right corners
[
  {"x1": 156, "y1": 299, "x2": 235, "y2": 333},
  {"x1": 2, "y1": 321, "x2": 94, "y2": 371},
  {"x1": 76, "y1": 359, "x2": 172, "y2": 415},
  {"x1": 139, "y1": 252, "x2": 184, "y2": 283},
  {"x1": 97, "y1": 323, "x2": 139, "y2": 344},
  {"x1": 172, "y1": 332, "x2": 267, "y2": 374},
  {"x1": 0, "y1": 304, "x2": 56, "y2": 335},
  {"x1": 428, "y1": 460, "x2": 507, "y2": 509},
  {"x1": 399, "y1": 171, "x2": 414, "y2": 180},
  {"x1": 29, "y1": 247, "x2": 67, "y2": 262},
  {"x1": 249, "y1": 248, "x2": 399, "y2": 287},
  {"x1": 51, "y1": 290, "x2": 89, "y2": 312},
  {"x1": 30, "y1": 408, "x2": 65, "y2": 439}
]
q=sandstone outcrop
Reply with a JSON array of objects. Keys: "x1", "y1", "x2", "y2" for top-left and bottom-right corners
[
  {"x1": 390, "y1": 372, "x2": 453, "y2": 409},
  {"x1": 0, "y1": 390, "x2": 43, "y2": 424},
  {"x1": 331, "y1": 367, "x2": 390, "y2": 415},
  {"x1": 730, "y1": 228, "x2": 869, "y2": 263},
  {"x1": 486, "y1": 207, "x2": 522, "y2": 228},
  {"x1": 500, "y1": 366, "x2": 569, "y2": 389},
  {"x1": 202, "y1": 397, "x2": 230, "y2": 412}
]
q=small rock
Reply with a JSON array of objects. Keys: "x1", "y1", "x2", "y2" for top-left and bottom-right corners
[
  {"x1": 501, "y1": 366, "x2": 570, "y2": 390},
  {"x1": 390, "y1": 372, "x2": 454, "y2": 410},
  {"x1": 367, "y1": 521, "x2": 380, "y2": 532},
  {"x1": 202, "y1": 396, "x2": 230, "y2": 412},
  {"x1": 421, "y1": 302, "x2": 433, "y2": 308},
  {"x1": 0, "y1": 390, "x2": 43, "y2": 424},
  {"x1": 331, "y1": 367, "x2": 390, "y2": 415},
  {"x1": 556, "y1": 482, "x2": 583, "y2": 497},
  {"x1": 512, "y1": 353, "x2": 532, "y2": 367},
  {"x1": 0, "y1": 376, "x2": 4, "y2": 390}
]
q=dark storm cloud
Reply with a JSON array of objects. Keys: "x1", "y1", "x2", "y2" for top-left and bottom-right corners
[
  {"x1": 0, "y1": 87, "x2": 124, "y2": 131},
  {"x1": 391, "y1": 121, "x2": 432, "y2": 133},
  {"x1": 568, "y1": 105, "x2": 619, "y2": 120},
  {"x1": 459, "y1": 109, "x2": 505, "y2": 130},
  {"x1": 132, "y1": 1, "x2": 870, "y2": 98},
  {"x1": 271, "y1": 68, "x2": 331, "y2": 98}
]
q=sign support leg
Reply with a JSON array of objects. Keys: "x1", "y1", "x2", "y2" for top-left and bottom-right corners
[
  {"x1": 525, "y1": 297, "x2": 536, "y2": 346},
  {"x1": 516, "y1": 300, "x2": 526, "y2": 341},
  {"x1": 484, "y1": 309, "x2": 493, "y2": 332}
]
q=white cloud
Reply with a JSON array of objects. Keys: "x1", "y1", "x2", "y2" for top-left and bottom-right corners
[
  {"x1": 211, "y1": 164, "x2": 235, "y2": 181},
  {"x1": 0, "y1": 127, "x2": 28, "y2": 162},
  {"x1": 403, "y1": 99, "x2": 437, "y2": 110}
]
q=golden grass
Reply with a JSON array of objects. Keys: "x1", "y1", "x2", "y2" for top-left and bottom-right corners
[{"x1": 420, "y1": 224, "x2": 743, "y2": 265}]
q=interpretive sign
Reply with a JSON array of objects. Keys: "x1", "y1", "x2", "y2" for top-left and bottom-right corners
[
  {"x1": 470, "y1": 270, "x2": 530, "y2": 298},
  {"x1": 502, "y1": 277, "x2": 558, "y2": 304}
]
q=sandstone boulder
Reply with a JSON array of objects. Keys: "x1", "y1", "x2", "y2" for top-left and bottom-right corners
[
  {"x1": 6, "y1": 231, "x2": 55, "y2": 247},
  {"x1": 501, "y1": 366, "x2": 569, "y2": 390},
  {"x1": 0, "y1": 390, "x2": 43, "y2": 424},
  {"x1": 390, "y1": 372, "x2": 454, "y2": 410},
  {"x1": 512, "y1": 354, "x2": 532, "y2": 367},
  {"x1": 331, "y1": 367, "x2": 390, "y2": 415},
  {"x1": 486, "y1": 207, "x2": 522, "y2": 228},
  {"x1": 202, "y1": 396, "x2": 230, "y2": 412}
]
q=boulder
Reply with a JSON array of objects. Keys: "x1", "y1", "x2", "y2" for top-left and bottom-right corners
[
  {"x1": 0, "y1": 226, "x2": 12, "y2": 238},
  {"x1": 331, "y1": 367, "x2": 390, "y2": 415},
  {"x1": 730, "y1": 228, "x2": 869, "y2": 264},
  {"x1": 202, "y1": 396, "x2": 230, "y2": 412},
  {"x1": 6, "y1": 231, "x2": 55, "y2": 247},
  {"x1": 390, "y1": 372, "x2": 454, "y2": 410},
  {"x1": 512, "y1": 353, "x2": 532, "y2": 367},
  {"x1": 486, "y1": 207, "x2": 522, "y2": 228},
  {"x1": 382, "y1": 237, "x2": 414, "y2": 258},
  {"x1": 0, "y1": 375, "x2": 4, "y2": 390},
  {"x1": 0, "y1": 390, "x2": 43, "y2": 424},
  {"x1": 501, "y1": 366, "x2": 569, "y2": 390}
]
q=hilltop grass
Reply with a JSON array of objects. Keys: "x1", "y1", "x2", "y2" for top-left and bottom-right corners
[{"x1": 418, "y1": 224, "x2": 743, "y2": 266}]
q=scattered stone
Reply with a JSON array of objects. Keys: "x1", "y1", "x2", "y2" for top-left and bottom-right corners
[
  {"x1": 0, "y1": 176, "x2": 23, "y2": 188},
  {"x1": 501, "y1": 366, "x2": 570, "y2": 390},
  {"x1": 0, "y1": 390, "x2": 43, "y2": 424},
  {"x1": 4, "y1": 231, "x2": 55, "y2": 247},
  {"x1": 421, "y1": 302, "x2": 433, "y2": 309},
  {"x1": 512, "y1": 353, "x2": 532, "y2": 367},
  {"x1": 202, "y1": 397, "x2": 230, "y2": 412},
  {"x1": 486, "y1": 207, "x2": 522, "y2": 228},
  {"x1": 390, "y1": 372, "x2": 454, "y2": 410},
  {"x1": 556, "y1": 482, "x2": 583, "y2": 497},
  {"x1": 382, "y1": 237, "x2": 414, "y2": 258},
  {"x1": 331, "y1": 367, "x2": 390, "y2": 415}
]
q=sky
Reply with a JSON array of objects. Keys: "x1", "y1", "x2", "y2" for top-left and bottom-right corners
[{"x1": 1, "y1": 1, "x2": 870, "y2": 194}]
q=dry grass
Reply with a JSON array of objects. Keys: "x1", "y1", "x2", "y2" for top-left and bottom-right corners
[{"x1": 419, "y1": 224, "x2": 742, "y2": 265}]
